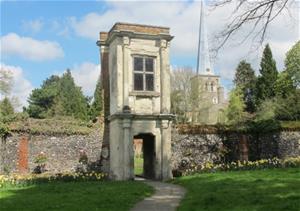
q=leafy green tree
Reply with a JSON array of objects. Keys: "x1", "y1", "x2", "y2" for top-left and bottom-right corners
[
  {"x1": 255, "y1": 99, "x2": 277, "y2": 122},
  {"x1": 275, "y1": 90, "x2": 300, "y2": 121},
  {"x1": 285, "y1": 40, "x2": 300, "y2": 87},
  {"x1": 274, "y1": 71, "x2": 294, "y2": 98},
  {"x1": 256, "y1": 44, "x2": 278, "y2": 103},
  {"x1": 90, "y1": 76, "x2": 103, "y2": 120},
  {"x1": 233, "y1": 60, "x2": 257, "y2": 112},
  {"x1": 0, "y1": 97, "x2": 14, "y2": 116},
  {"x1": 225, "y1": 88, "x2": 247, "y2": 126}
]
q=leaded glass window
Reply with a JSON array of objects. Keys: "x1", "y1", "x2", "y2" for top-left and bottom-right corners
[{"x1": 133, "y1": 56, "x2": 154, "y2": 91}]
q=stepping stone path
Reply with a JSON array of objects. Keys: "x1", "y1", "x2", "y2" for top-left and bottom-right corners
[{"x1": 131, "y1": 179, "x2": 186, "y2": 211}]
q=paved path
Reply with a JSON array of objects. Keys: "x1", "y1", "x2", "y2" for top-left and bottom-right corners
[{"x1": 131, "y1": 179, "x2": 186, "y2": 211}]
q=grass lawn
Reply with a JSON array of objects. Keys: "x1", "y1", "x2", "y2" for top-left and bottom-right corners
[
  {"x1": 174, "y1": 168, "x2": 300, "y2": 211},
  {"x1": 134, "y1": 157, "x2": 144, "y2": 176},
  {"x1": 0, "y1": 181, "x2": 153, "y2": 211}
]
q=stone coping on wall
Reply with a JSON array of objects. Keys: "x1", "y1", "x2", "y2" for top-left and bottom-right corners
[
  {"x1": 7, "y1": 118, "x2": 103, "y2": 136},
  {"x1": 108, "y1": 113, "x2": 175, "y2": 121},
  {"x1": 176, "y1": 123, "x2": 300, "y2": 135}
]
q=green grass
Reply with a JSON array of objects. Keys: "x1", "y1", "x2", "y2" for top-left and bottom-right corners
[
  {"x1": 134, "y1": 157, "x2": 144, "y2": 176},
  {"x1": 174, "y1": 168, "x2": 300, "y2": 211},
  {"x1": 0, "y1": 181, "x2": 153, "y2": 211}
]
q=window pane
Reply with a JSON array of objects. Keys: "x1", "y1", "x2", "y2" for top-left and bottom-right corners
[
  {"x1": 134, "y1": 73, "x2": 143, "y2": 90},
  {"x1": 145, "y1": 58, "x2": 154, "y2": 72},
  {"x1": 134, "y1": 57, "x2": 143, "y2": 71},
  {"x1": 145, "y1": 74, "x2": 154, "y2": 91}
]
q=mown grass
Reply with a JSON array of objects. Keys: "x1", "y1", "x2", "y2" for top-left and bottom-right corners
[
  {"x1": 174, "y1": 168, "x2": 300, "y2": 211},
  {"x1": 0, "y1": 181, "x2": 153, "y2": 211},
  {"x1": 134, "y1": 157, "x2": 144, "y2": 176}
]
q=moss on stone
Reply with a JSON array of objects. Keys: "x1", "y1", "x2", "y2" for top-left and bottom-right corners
[{"x1": 8, "y1": 117, "x2": 102, "y2": 135}]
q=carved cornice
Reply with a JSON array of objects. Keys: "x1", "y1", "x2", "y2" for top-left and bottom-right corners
[
  {"x1": 101, "y1": 31, "x2": 173, "y2": 46},
  {"x1": 108, "y1": 113, "x2": 175, "y2": 121}
]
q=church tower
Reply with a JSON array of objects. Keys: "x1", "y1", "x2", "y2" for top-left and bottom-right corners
[{"x1": 192, "y1": 1, "x2": 227, "y2": 124}]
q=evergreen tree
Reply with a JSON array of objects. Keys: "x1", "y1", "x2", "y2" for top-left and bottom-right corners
[
  {"x1": 90, "y1": 76, "x2": 103, "y2": 120},
  {"x1": 27, "y1": 70, "x2": 88, "y2": 120},
  {"x1": 58, "y1": 69, "x2": 88, "y2": 120},
  {"x1": 256, "y1": 44, "x2": 278, "y2": 103},
  {"x1": 27, "y1": 75, "x2": 60, "y2": 118},
  {"x1": 233, "y1": 60, "x2": 257, "y2": 112},
  {"x1": 0, "y1": 97, "x2": 14, "y2": 116}
]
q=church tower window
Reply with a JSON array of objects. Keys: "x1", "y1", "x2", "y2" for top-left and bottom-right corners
[
  {"x1": 210, "y1": 82, "x2": 214, "y2": 92},
  {"x1": 213, "y1": 97, "x2": 218, "y2": 104},
  {"x1": 205, "y1": 82, "x2": 208, "y2": 91}
]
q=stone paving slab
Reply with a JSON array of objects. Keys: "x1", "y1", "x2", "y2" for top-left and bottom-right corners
[{"x1": 131, "y1": 179, "x2": 186, "y2": 211}]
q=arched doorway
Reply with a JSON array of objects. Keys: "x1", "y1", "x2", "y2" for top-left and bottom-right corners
[{"x1": 134, "y1": 133, "x2": 155, "y2": 179}]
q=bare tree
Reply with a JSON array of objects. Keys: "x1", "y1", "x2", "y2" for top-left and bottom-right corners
[
  {"x1": 0, "y1": 69, "x2": 13, "y2": 99},
  {"x1": 170, "y1": 67, "x2": 195, "y2": 123},
  {"x1": 212, "y1": 0, "x2": 295, "y2": 50}
]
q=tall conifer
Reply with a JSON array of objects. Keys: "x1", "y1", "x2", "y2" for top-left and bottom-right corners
[
  {"x1": 256, "y1": 44, "x2": 278, "y2": 103},
  {"x1": 234, "y1": 60, "x2": 257, "y2": 112},
  {"x1": 90, "y1": 76, "x2": 103, "y2": 120},
  {"x1": 59, "y1": 69, "x2": 88, "y2": 120}
]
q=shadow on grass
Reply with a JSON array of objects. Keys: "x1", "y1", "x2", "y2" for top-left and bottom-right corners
[
  {"x1": 175, "y1": 168, "x2": 300, "y2": 211},
  {"x1": 0, "y1": 181, "x2": 153, "y2": 211}
]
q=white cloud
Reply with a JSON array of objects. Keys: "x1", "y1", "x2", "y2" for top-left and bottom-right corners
[
  {"x1": 70, "y1": 62, "x2": 100, "y2": 96},
  {"x1": 68, "y1": 0, "x2": 298, "y2": 91},
  {"x1": 0, "y1": 33, "x2": 64, "y2": 61},
  {"x1": 22, "y1": 19, "x2": 44, "y2": 33},
  {"x1": 51, "y1": 19, "x2": 71, "y2": 37},
  {"x1": 0, "y1": 63, "x2": 34, "y2": 111}
]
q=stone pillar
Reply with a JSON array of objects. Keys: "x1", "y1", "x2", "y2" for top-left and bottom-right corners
[
  {"x1": 122, "y1": 118, "x2": 133, "y2": 180},
  {"x1": 123, "y1": 36, "x2": 130, "y2": 107},
  {"x1": 161, "y1": 119, "x2": 172, "y2": 180},
  {"x1": 160, "y1": 39, "x2": 171, "y2": 113},
  {"x1": 100, "y1": 45, "x2": 110, "y2": 173}
]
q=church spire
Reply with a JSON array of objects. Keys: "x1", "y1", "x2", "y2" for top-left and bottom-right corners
[{"x1": 196, "y1": 0, "x2": 213, "y2": 75}]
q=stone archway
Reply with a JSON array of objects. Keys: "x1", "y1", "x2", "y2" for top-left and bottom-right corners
[{"x1": 134, "y1": 133, "x2": 155, "y2": 179}]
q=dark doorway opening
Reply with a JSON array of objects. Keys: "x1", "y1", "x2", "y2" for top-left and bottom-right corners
[{"x1": 134, "y1": 134, "x2": 155, "y2": 179}]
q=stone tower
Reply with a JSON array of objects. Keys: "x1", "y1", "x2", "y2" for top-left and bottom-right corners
[
  {"x1": 192, "y1": 1, "x2": 227, "y2": 124},
  {"x1": 97, "y1": 23, "x2": 174, "y2": 181}
]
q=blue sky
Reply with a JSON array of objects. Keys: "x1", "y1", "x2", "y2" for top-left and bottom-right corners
[
  {"x1": 1, "y1": 0, "x2": 299, "y2": 109},
  {"x1": 1, "y1": 1, "x2": 105, "y2": 86}
]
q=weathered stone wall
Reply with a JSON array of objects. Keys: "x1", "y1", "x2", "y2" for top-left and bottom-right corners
[
  {"x1": 1, "y1": 126, "x2": 299, "y2": 175},
  {"x1": 0, "y1": 129, "x2": 102, "y2": 174},
  {"x1": 171, "y1": 129, "x2": 224, "y2": 173},
  {"x1": 171, "y1": 128, "x2": 300, "y2": 173}
]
